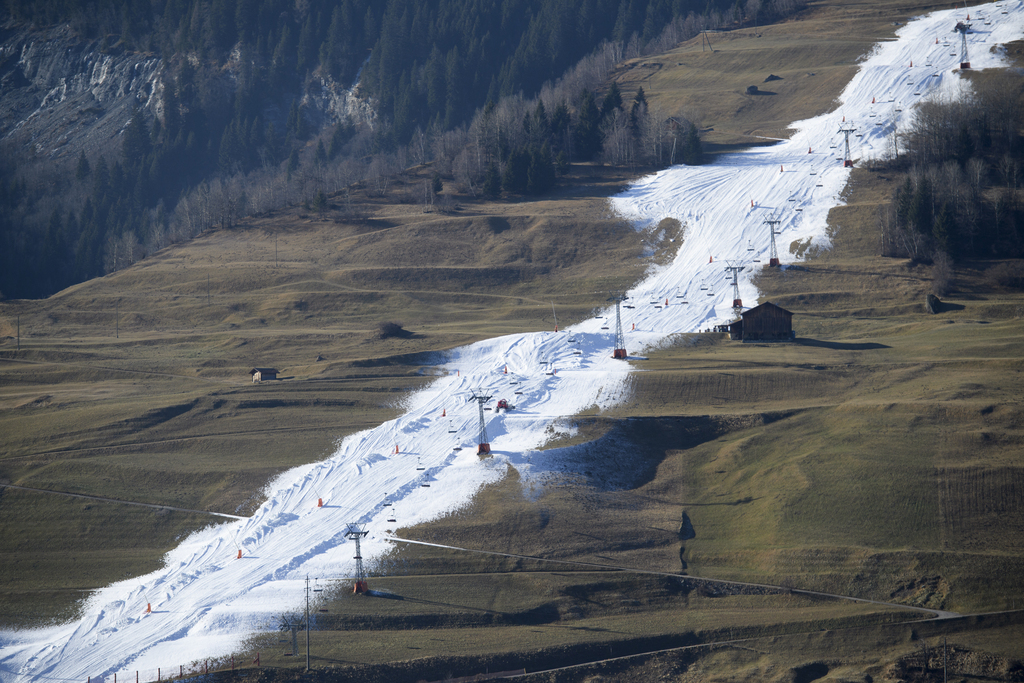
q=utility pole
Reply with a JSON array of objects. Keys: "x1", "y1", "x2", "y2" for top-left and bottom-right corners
[
  {"x1": 469, "y1": 389, "x2": 493, "y2": 455},
  {"x1": 764, "y1": 212, "x2": 782, "y2": 267},
  {"x1": 345, "y1": 524, "x2": 369, "y2": 592},
  {"x1": 305, "y1": 575, "x2": 310, "y2": 670},
  {"x1": 724, "y1": 262, "x2": 744, "y2": 311},
  {"x1": 839, "y1": 122, "x2": 856, "y2": 168},
  {"x1": 954, "y1": 20, "x2": 971, "y2": 69},
  {"x1": 607, "y1": 293, "x2": 628, "y2": 359}
]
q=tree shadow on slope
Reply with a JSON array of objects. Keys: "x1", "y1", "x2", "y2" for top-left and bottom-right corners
[
  {"x1": 547, "y1": 413, "x2": 790, "y2": 491},
  {"x1": 794, "y1": 338, "x2": 890, "y2": 351}
]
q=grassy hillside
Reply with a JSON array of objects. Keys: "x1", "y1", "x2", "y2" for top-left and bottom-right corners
[
  {"x1": 0, "y1": 163, "x2": 651, "y2": 626},
  {"x1": 619, "y1": 0, "x2": 957, "y2": 147},
  {"x1": 2, "y1": 0, "x2": 1024, "y2": 679}
]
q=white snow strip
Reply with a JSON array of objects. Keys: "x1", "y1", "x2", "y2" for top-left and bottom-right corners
[{"x1": 2, "y1": 4, "x2": 1022, "y2": 681}]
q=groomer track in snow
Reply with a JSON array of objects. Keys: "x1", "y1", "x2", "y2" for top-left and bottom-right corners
[{"x1": 2, "y1": 3, "x2": 1022, "y2": 681}]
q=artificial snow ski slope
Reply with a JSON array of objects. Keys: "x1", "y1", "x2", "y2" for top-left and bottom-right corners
[{"x1": 2, "y1": 3, "x2": 1023, "y2": 681}]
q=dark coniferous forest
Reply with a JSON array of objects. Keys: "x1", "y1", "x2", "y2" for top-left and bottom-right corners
[{"x1": 1, "y1": 0, "x2": 796, "y2": 298}]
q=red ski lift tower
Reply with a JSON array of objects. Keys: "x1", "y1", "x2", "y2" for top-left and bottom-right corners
[
  {"x1": 608, "y1": 293, "x2": 629, "y2": 359},
  {"x1": 764, "y1": 212, "x2": 782, "y2": 267},
  {"x1": 953, "y1": 20, "x2": 972, "y2": 69},
  {"x1": 725, "y1": 262, "x2": 744, "y2": 310},
  {"x1": 345, "y1": 523, "x2": 369, "y2": 594},
  {"x1": 469, "y1": 389, "x2": 493, "y2": 455},
  {"x1": 839, "y1": 122, "x2": 856, "y2": 168}
]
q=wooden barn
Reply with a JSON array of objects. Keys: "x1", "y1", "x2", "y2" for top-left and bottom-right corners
[
  {"x1": 727, "y1": 302, "x2": 793, "y2": 341},
  {"x1": 250, "y1": 367, "x2": 279, "y2": 382}
]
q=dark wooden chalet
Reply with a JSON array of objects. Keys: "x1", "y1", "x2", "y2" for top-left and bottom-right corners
[
  {"x1": 727, "y1": 302, "x2": 793, "y2": 341},
  {"x1": 250, "y1": 367, "x2": 279, "y2": 382}
]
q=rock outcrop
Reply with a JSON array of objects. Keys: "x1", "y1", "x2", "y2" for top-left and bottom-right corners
[{"x1": 0, "y1": 23, "x2": 163, "y2": 162}]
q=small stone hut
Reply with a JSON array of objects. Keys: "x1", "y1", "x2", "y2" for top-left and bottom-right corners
[
  {"x1": 727, "y1": 302, "x2": 793, "y2": 341},
  {"x1": 250, "y1": 367, "x2": 279, "y2": 382}
]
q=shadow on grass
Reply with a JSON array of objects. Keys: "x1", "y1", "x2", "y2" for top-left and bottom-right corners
[
  {"x1": 795, "y1": 338, "x2": 890, "y2": 350},
  {"x1": 935, "y1": 301, "x2": 966, "y2": 312},
  {"x1": 368, "y1": 591, "x2": 506, "y2": 616},
  {"x1": 681, "y1": 496, "x2": 758, "y2": 506}
]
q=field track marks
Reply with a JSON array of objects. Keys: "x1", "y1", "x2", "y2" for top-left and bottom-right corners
[
  {"x1": 2, "y1": 422, "x2": 374, "y2": 461},
  {"x1": 0, "y1": 357, "x2": 240, "y2": 384},
  {"x1": 0, "y1": 483, "x2": 245, "y2": 519},
  {"x1": 299, "y1": 277, "x2": 555, "y2": 305},
  {"x1": 388, "y1": 535, "x2": 960, "y2": 620}
]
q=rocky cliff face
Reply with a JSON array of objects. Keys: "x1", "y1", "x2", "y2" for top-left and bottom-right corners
[
  {"x1": 0, "y1": 23, "x2": 164, "y2": 163},
  {"x1": 1, "y1": 21, "x2": 374, "y2": 169},
  {"x1": 304, "y1": 73, "x2": 376, "y2": 131}
]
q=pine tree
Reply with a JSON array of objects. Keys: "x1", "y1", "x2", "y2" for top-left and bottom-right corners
[
  {"x1": 531, "y1": 100, "x2": 550, "y2": 143},
  {"x1": 630, "y1": 87, "x2": 647, "y2": 132},
  {"x1": 483, "y1": 162, "x2": 501, "y2": 198},
  {"x1": 574, "y1": 89, "x2": 602, "y2": 161},
  {"x1": 312, "y1": 189, "x2": 327, "y2": 215},
  {"x1": 502, "y1": 147, "x2": 530, "y2": 194},
  {"x1": 287, "y1": 100, "x2": 300, "y2": 137},
  {"x1": 75, "y1": 150, "x2": 91, "y2": 182},
  {"x1": 681, "y1": 123, "x2": 703, "y2": 165},
  {"x1": 933, "y1": 202, "x2": 957, "y2": 254},
  {"x1": 895, "y1": 176, "x2": 914, "y2": 229},
  {"x1": 600, "y1": 82, "x2": 622, "y2": 120},
  {"x1": 910, "y1": 177, "x2": 934, "y2": 234},
  {"x1": 527, "y1": 144, "x2": 555, "y2": 194},
  {"x1": 122, "y1": 105, "x2": 151, "y2": 171}
]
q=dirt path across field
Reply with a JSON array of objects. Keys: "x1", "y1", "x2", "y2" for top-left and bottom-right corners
[
  {"x1": 388, "y1": 534, "x2": 961, "y2": 620},
  {"x1": 0, "y1": 483, "x2": 245, "y2": 520}
]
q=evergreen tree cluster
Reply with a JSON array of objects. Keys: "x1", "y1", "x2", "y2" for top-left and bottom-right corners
[
  {"x1": 880, "y1": 74, "x2": 1024, "y2": 262},
  {"x1": 6, "y1": 0, "x2": 741, "y2": 145},
  {"x1": 0, "y1": 0, "x2": 793, "y2": 299}
]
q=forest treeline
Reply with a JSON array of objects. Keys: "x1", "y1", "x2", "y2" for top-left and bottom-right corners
[
  {"x1": 1, "y1": 0, "x2": 805, "y2": 299},
  {"x1": 877, "y1": 72, "x2": 1024, "y2": 286}
]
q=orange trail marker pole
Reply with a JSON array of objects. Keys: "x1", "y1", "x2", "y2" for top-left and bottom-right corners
[
  {"x1": 237, "y1": 549, "x2": 242, "y2": 559},
  {"x1": 317, "y1": 498, "x2": 323, "y2": 507},
  {"x1": 145, "y1": 603, "x2": 151, "y2": 614},
  {"x1": 442, "y1": 408, "x2": 446, "y2": 417},
  {"x1": 780, "y1": 165, "x2": 784, "y2": 172}
]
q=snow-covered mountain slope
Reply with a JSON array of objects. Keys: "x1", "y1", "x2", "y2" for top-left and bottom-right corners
[{"x1": 2, "y1": 3, "x2": 1022, "y2": 681}]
